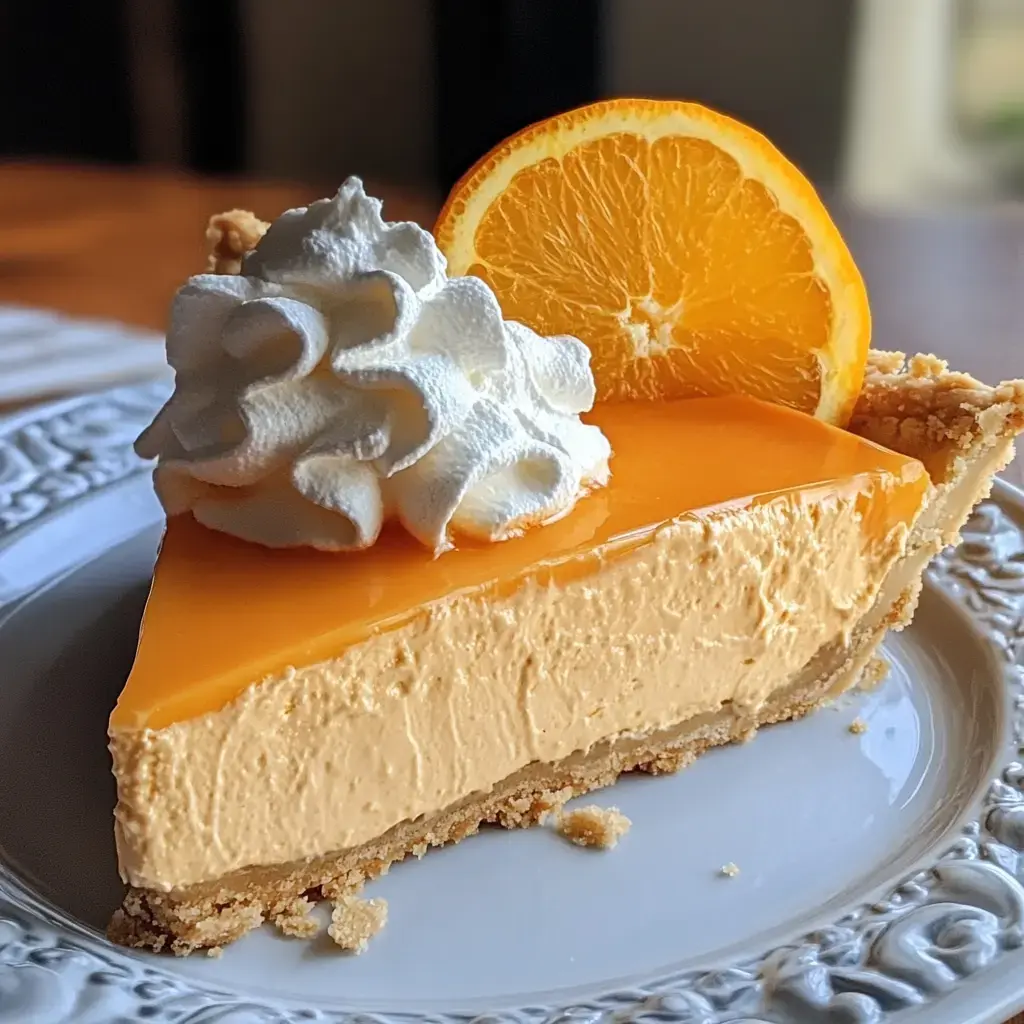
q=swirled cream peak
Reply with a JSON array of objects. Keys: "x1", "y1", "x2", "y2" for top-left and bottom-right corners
[{"x1": 136, "y1": 178, "x2": 610, "y2": 553}]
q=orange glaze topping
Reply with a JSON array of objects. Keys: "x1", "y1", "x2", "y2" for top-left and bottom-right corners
[{"x1": 113, "y1": 397, "x2": 929, "y2": 731}]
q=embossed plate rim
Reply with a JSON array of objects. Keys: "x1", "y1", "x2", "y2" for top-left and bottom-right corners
[{"x1": 1, "y1": 383, "x2": 1023, "y2": 1024}]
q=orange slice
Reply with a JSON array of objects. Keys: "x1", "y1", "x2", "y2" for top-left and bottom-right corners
[{"x1": 434, "y1": 99, "x2": 870, "y2": 423}]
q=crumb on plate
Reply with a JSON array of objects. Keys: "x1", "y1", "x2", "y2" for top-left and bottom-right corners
[
  {"x1": 206, "y1": 945, "x2": 223, "y2": 959},
  {"x1": 719, "y1": 862, "x2": 741, "y2": 878},
  {"x1": 848, "y1": 717, "x2": 868, "y2": 735},
  {"x1": 328, "y1": 895, "x2": 388, "y2": 953},
  {"x1": 557, "y1": 805, "x2": 632, "y2": 849}
]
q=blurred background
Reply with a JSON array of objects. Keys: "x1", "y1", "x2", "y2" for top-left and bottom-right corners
[
  {"x1": 0, "y1": 0, "x2": 1021, "y2": 456},
  {"x1": 3, "y1": 0, "x2": 1024, "y2": 206}
]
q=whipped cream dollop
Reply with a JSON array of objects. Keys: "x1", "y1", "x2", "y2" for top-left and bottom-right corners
[{"x1": 137, "y1": 178, "x2": 610, "y2": 553}]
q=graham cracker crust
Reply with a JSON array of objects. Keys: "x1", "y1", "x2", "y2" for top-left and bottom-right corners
[{"x1": 205, "y1": 209, "x2": 269, "y2": 275}]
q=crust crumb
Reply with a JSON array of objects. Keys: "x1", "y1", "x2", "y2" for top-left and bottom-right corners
[
  {"x1": 720, "y1": 862, "x2": 741, "y2": 878},
  {"x1": 907, "y1": 353, "x2": 948, "y2": 378},
  {"x1": 271, "y1": 896, "x2": 320, "y2": 939},
  {"x1": 328, "y1": 895, "x2": 388, "y2": 953},
  {"x1": 494, "y1": 785, "x2": 573, "y2": 826},
  {"x1": 848, "y1": 717, "x2": 869, "y2": 735},
  {"x1": 206, "y1": 945, "x2": 223, "y2": 959},
  {"x1": 859, "y1": 656, "x2": 890, "y2": 692},
  {"x1": 205, "y1": 209, "x2": 270, "y2": 274},
  {"x1": 635, "y1": 746, "x2": 697, "y2": 775},
  {"x1": 557, "y1": 805, "x2": 631, "y2": 849}
]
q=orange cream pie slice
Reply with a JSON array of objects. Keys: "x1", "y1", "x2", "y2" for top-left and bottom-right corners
[
  {"x1": 112, "y1": 396, "x2": 935, "y2": 949},
  {"x1": 110, "y1": 371, "x2": 1024, "y2": 957},
  {"x1": 109, "y1": 170, "x2": 1024, "y2": 955}
]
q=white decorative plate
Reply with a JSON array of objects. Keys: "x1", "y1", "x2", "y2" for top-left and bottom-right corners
[
  {"x1": 2, "y1": 384, "x2": 1024, "y2": 1024},
  {"x1": 0, "y1": 307, "x2": 169, "y2": 405}
]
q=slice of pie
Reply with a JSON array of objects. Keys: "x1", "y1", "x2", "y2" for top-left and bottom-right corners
[
  {"x1": 108, "y1": 350, "x2": 1023, "y2": 955},
  {"x1": 107, "y1": 102, "x2": 1024, "y2": 956}
]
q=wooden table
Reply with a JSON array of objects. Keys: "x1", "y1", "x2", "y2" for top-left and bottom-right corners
[
  {"x1": 0, "y1": 163, "x2": 1022, "y2": 1019},
  {"x1": 0, "y1": 163, "x2": 438, "y2": 333}
]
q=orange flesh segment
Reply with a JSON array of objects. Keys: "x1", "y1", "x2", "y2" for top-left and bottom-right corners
[
  {"x1": 471, "y1": 135, "x2": 829, "y2": 408},
  {"x1": 114, "y1": 398, "x2": 929, "y2": 731},
  {"x1": 435, "y1": 101, "x2": 870, "y2": 421}
]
